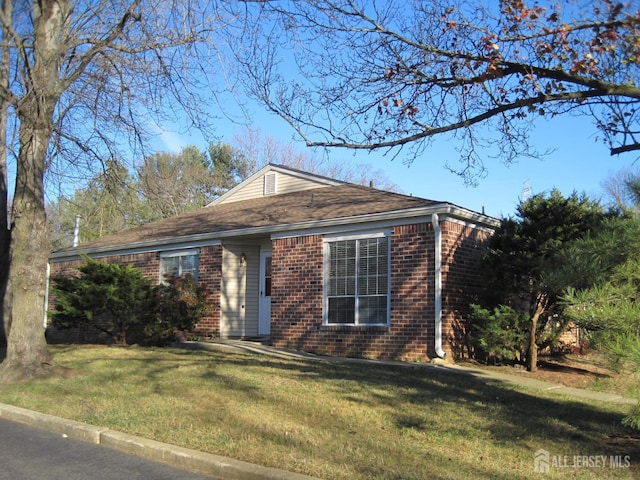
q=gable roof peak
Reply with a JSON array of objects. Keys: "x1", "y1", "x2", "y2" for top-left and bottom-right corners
[{"x1": 208, "y1": 163, "x2": 347, "y2": 207}]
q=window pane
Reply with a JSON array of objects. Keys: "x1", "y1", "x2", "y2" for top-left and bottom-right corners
[
  {"x1": 358, "y1": 237, "x2": 388, "y2": 295},
  {"x1": 182, "y1": 255, "x2": 199, "y2": 275},
  {"x1": 264, "y1": 256, "x2": 272, "y2": 297},
  {"x1": 161, "y1": 253, "x2": 199, "y2": 284},
  {"x1": 329, "y1": 241, "x2": 356, "y2": 296},
  {"x1": 358, "y1": 296, "x2": 387, "y2": 324},
  {"x1": 326, "y1": 236, "x2": 389, "y2": 325},
  {"x1": 328, "y1": 297, "x2": 355, "y2": 324},
  {"x1": 162, "y1": 257, "x2": 179, "y2": 279}
]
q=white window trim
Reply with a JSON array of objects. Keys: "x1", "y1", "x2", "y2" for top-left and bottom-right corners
[
  {"x1": 159, "y1": 248, "x2": 200, "y2": 284},
  {"x1": 323, "y1": 230, "x2": 389, "y2": 242},
  {"x1": 323, "y1": 231, "x2": 391, "y2": 326},
  {"x1": 159, "y1": 248, "x2": 200, "y2": 259}
]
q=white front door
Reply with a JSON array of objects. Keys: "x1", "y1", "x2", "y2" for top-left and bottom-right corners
[{"x1": 258, "y1": 249, "x2": 272, "y2": 335}]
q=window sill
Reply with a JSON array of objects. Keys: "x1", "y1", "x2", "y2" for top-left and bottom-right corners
[{"x1": 320, "y1": 324, "x2": 389, "y2": 332}]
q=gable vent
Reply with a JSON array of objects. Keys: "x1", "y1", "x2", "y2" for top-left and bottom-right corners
[{"x1": 263, "y1": 172, "x2": 277, "y2": 195}]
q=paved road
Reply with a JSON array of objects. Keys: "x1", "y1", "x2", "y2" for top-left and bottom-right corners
[{"x1": 0, "y1": 418, "x2": 218, "y2": 480}]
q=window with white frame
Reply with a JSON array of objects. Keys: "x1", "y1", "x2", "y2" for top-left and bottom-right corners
[
  {"x1": 325, "y1": 234, "x2": 390, "y2": 325},
  {"x1": 160, "y1": 249, "x2": 199, "y2": 283}
]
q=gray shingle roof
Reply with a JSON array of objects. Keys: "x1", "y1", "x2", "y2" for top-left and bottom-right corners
[
  {"x1": 53, "y1": 184, "x2": 440, "y2": 255},
  {"x1": 52, "y1": 182, "x2": 500, "y2": 259}
]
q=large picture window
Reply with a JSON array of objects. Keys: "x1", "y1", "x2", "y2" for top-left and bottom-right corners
[
  {"x1": 325, "y1": 234, "x2": 389, "y2": 325},
  {"x1": 160, "y1": 249, "x2": 199, "y2": 283}
]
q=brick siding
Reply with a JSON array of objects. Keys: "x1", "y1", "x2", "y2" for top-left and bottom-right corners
[
  {"x1": 48, "y1": 219, "x2": 492, "y2": 361},
  {"x1": 47, "y1": 245, "x2": 222, "y2": 343},
  {"x1": 440, "y1": 221, "x2": 493, "y2": 360},
  {"x1": 269, "y1": 221, "x2": 491, "y2": 362},
  {"x1": 191, "y1": 245, "x2": 222, "y2": 336}
]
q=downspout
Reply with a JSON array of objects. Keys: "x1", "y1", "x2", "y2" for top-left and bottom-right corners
[
  {"x1": 432, "y1": 214, "x2": 446, "y2": 359},
  {"x1": 43, "y1": 262, "x2": 50, "y2": 329},
  {"x1": 44, "y1": 216, "x2": 80, "y2": 329}
]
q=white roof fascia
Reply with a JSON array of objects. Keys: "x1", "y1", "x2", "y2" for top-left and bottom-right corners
[
  {"x1": 270, "y1": 204, "x2": 499, "y2": 240},
  {"x1": 50, "y1": 238, "x2": 222, "y2": 263}
]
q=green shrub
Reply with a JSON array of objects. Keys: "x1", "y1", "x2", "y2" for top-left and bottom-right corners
[
  {"x1": 142, "y1": 274, "x2": 210, "y2": 346},
  {"x1": 469, "y1": 304, "x2": 528, "y2": 364},
  {"x1": 50, "y1": 257, "x2": 152, "y2": 345},
  {"x1": 51, "y1": 259, "x2": 210, "y2": 347}
]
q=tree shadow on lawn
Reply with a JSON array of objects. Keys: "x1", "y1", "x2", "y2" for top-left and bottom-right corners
[
  {"x1": 173, "y1": 350, "x2": 640, "y2": 478},
  {"x1": 192, "y1": 351, "x2": 640, "y2": 458},
  {"x1": 48, "y1": 346, "x2": 640, "y2": 478},
  {"x1": 538, "y1": 358, "x2": 608, "y2": 374},
  {"x1": 141, "y1": 350, "x2": 640, "y2": 440},
  {"x1": 65, "y1": 346, "x2": 638, "y2": 446}
]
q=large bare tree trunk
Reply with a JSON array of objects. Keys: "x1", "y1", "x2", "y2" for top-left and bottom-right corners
[
  {"x1": 0, "y1": 0, "x2": 67, "y2": 382},
  {"x1": 0, "y1": 0, "x2": 12, "y2": 347},
  {"x1": 0, "y1": 117, "x2": 55, "y2": 381},
  {"x1": 0, "y1": 124, "x2": 54, "y2": 381}
]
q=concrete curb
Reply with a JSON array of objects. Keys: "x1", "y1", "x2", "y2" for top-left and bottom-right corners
[
  {"x1": 0, "y1": 403, "x2": 318, "y2": 480},
  {"x1": 0, "y1": 403, "x2": 108, "y2": 443}
]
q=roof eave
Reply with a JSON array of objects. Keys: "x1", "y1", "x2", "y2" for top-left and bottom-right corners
[{"x1": 50, "y1": 203, "x2": 499, "y2": 262}]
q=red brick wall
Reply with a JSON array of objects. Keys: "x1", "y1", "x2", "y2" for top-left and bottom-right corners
[
  {"x1": 440, "y1": 221, "x2": 493, "y2": 360},
  {"x1": 270, "y1": 224, "x2": 435, "y2": 361},
  {"x1": 47, "y1": 245, "x2": 222, "y2": 342},
  {"x1": 193, "y1": 245, "x2": 222, "y2": 336},
  {"x1": 389, "y1": 223, "x2": 434, "y2": 360},
  {"x1": 270, "y1": 235, "x2": 324, "y2": 351},
  {"x1": 270, "y1": 221, "x2": 493, "y2": 362}
]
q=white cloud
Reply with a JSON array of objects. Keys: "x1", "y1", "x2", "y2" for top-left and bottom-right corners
[{"x1": 149, "y1": 122, "x2": 187, "y2": 153}]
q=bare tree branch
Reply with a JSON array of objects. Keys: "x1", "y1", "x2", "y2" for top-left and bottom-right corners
[
  {"x1": 611, "y1": 144, "x2": 640, "y2": 156},
  {"x1": 230, "y1": 0, "x2": 640, "y2": 177},
  {"x1": 0, "y1": 0, "x2": 238, "y2": 380}
]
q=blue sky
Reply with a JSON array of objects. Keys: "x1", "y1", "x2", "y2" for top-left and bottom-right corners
[{"x1": 155, "y1": 104, "x2": 633, "y2": 220}]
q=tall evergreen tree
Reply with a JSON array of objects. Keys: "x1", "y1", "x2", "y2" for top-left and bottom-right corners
[
  {"x1": 475, "y1": 190, "x2": 608, "y2": 371},
  {"x1": 562, "y1": 216, "x2": 640, "y2": 427}
]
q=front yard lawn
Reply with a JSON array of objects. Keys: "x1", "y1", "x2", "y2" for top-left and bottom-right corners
[{"x1": 0, "y1": 345, "x2": 638, "y2": 479}]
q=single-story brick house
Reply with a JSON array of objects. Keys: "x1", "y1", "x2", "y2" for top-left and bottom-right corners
[{"x1": 48, "y1": 164, "x2": 500, "y2": 361}]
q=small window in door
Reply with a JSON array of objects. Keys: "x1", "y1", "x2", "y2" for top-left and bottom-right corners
[{"x1": 264, "y1": 256, "x2": 272, "y2": 296}]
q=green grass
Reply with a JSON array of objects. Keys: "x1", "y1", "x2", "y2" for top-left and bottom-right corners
[{"x1": 0, "y1": 345, "x2": 638, "y2": 479}]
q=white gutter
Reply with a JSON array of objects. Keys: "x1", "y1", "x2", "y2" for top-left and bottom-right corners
[{"x1": 432, "y1": 214, "x2": 446, "y2": 359}]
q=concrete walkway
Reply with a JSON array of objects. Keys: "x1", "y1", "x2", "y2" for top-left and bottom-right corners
[{"x1": 0, "y1": 340, "x2": 636, "y2": 480}]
